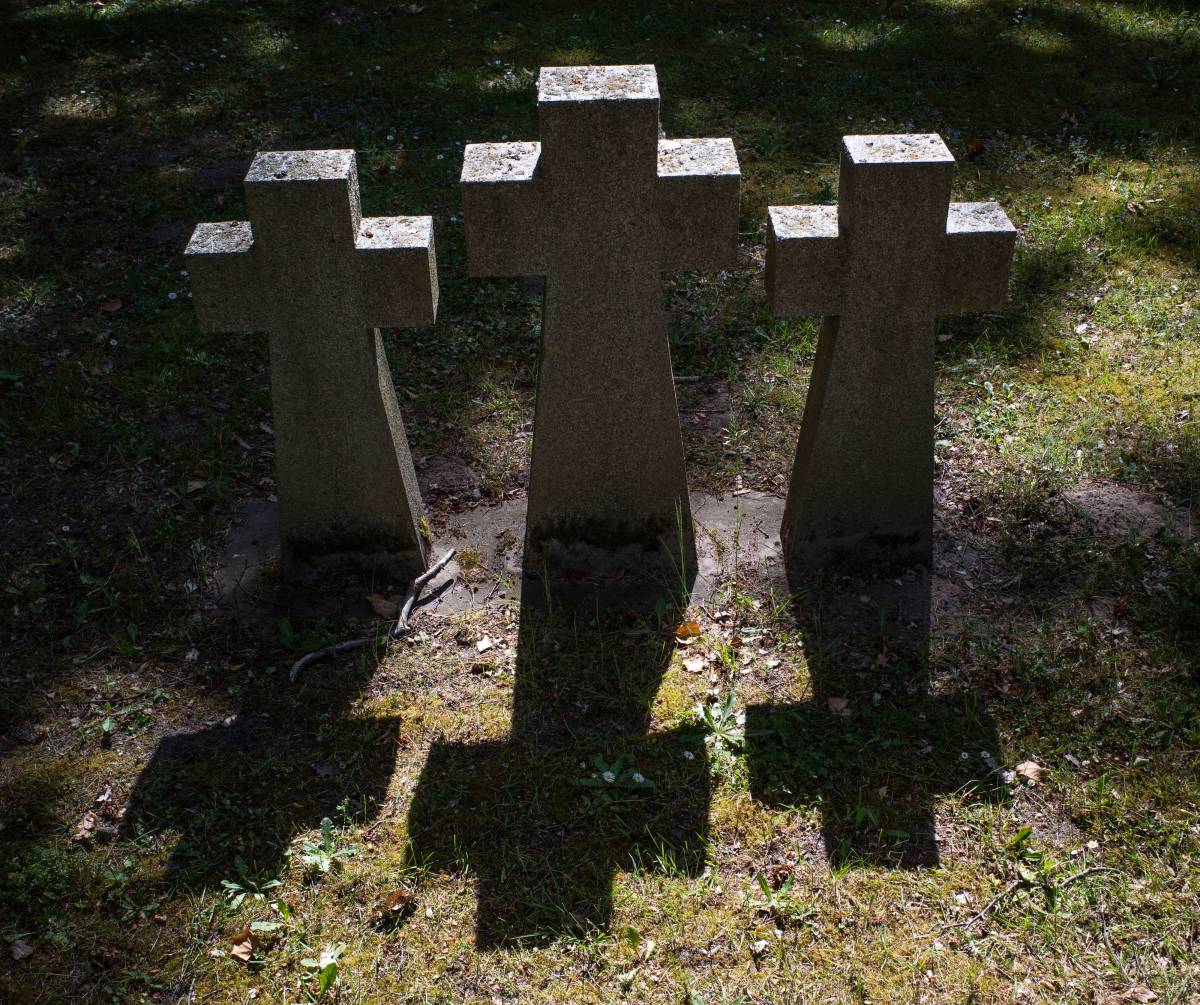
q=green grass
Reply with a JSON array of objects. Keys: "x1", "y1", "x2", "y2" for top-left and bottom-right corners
[{"x1": 2, "y1": 0, "x2": 1199, "y2": 1002}]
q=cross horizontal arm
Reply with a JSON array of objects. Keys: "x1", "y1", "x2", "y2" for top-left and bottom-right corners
[
  {"x1": 354, "y1": 215, "x2": 438, "y2": 327},
  {"x1": 940, "y1": 202, "x2": 1017, "y2": 313},
  {"x1": 184, "y1": 221, "x2": 269, "y2": 332},
  {"x1": 657, "y1": 138, "x2": 740, "y2": 271},
  {"x1": 765, "y1": 205, "x2": 844, "y2": 316},
  {"x1": 461, "y1": 142, "x2": 545, "y2": 276}
]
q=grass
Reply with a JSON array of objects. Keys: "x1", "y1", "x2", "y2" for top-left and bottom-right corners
[{"x1": 1, "y1": 0, "x2": 1199, "y2": 1002}]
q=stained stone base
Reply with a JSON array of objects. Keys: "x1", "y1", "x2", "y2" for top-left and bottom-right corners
[
  {"x1": 782, "y1": 524, "x2": 933, "y2": 580},
  {"x1": 210, "y1": 489, "x2": 995, "y2": 631}
]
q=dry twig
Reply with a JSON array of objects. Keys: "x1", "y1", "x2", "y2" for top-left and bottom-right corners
[{"x1": 289, "y1": 548, "x2": 456, "y2": 681}]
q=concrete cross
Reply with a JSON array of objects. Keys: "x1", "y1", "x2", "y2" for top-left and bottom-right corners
[
  {"x1": 185, "y1": 150, "x2": 437, "y2": 579},
  {"x1": 766, "y1": 134, "x2": 1016, "y2": 574},
  {"x1": 461, "y1": 64, "x2": 740, "y2": 586}
]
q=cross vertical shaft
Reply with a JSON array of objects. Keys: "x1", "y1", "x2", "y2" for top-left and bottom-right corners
[
  {"x1": 767, "y1": 134, "x2": 1015, "y2": 574},
  {"x1": 185, "y1": 150, "x2": 438, "y2": 579}
]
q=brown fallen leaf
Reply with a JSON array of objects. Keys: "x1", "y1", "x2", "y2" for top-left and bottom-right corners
[
  {"x1": 99, "y1": 298, "x2": 122, "y2": 313},
  {"x1": 381, "y1": 887, "x2": 417, "y2": 915},
  {"x1": 74, "y1": 810, "x2": 99, "y2": 842},
  {"x1": 966, "y1": 137, "x2": 986, "y2": 159},
  {"x1": 1015, "y1": 760, "x2": 1046, "y2": 785},
  {"x1": 827, "y1": 696, "x2": 851, "y2": 718},
  {"x1": 11, "y1": 939, "x2": 34, "y2": 962},
  {"x1": 675, "y1": 620, "x2": 702, "y2": 642},
  {"x1": 186, "y1": 480, "x2": 207, "y2": 494},
  {"x1": 1124, "y1": 987, "x2": 1158, "y2": 1003},
  {"x1": 229, "y1": 928, "x2": 260, "y2": 963},
  {"x1": 367, "y1": 593, "x2": 399, "y2": 618}
]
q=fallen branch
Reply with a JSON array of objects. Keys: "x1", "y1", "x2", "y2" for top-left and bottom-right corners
[
  {"x1": 941, "y1": 866, "x2": 1121, "y2": 935},
  {"x1": 289, "y1": 548, "x2": 457, "y2": 681}
]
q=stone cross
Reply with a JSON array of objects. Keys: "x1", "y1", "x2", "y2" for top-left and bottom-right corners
[
  {"x1": 461, "y1": 65, "x2": 740, "y2": 584},
  {"x1": 766, "y1": 134, "x2": 1015, "y2": 573},
  {"x1": 185, "y1": 150, "x2": 437, "y2": 578}
]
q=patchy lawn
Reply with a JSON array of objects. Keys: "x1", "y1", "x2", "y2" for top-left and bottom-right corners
[{"x1": 1, "y1": 1, "x2": 1198, "y2": 1003}]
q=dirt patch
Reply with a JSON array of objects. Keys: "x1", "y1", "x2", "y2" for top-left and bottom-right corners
[
  {"x1": 679, "y1": 380, "x2": 733, "y2": 437},
  {"x1": 1063, "y1": 481, "x2": 1188, "y2": 538},
  {"x1": 416, "y1": 454, "x2": 482, "y2": 501}
]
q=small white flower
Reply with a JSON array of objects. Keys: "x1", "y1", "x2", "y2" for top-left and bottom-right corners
[
  {"x1": 631, "y1": 772, "x2": 645, "y2": 784},
  {"x1": 602, "y1": 770, "x2": 616, "y2": 783},
  {"x1": 386, "y1": 133, "x2": 395, "y2": 142},
  {"x1": 683, "y1": 750, "x2": 695, "y2": 761},
  {"x1": 168, "y1": 291, "x2": 178, "y2": 300},
  {"x1": 959, "y1": 751, "x2": 970, "y2": 761}
]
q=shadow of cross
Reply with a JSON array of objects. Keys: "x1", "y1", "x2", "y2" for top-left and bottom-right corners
[
  {"x1": 185, "y1": 150, "x2": 437, "y2": 580},
  {"x1": 747, "y1": 573, "x2": 1004, "y2": 868},
  {"x1": 406, "y1": 603, "x2": 710, "y2": 948},
  {"x1": 766, "y1": 134, "x2": 1016, "y2": 575},
  {"x1": 460, "y1": 64, "x2": 740, "y2": 590}
]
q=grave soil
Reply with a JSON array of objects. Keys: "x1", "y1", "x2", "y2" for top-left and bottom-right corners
[{"x1": 2, "y1": 2, "x2": 1199, "y2": 1003}]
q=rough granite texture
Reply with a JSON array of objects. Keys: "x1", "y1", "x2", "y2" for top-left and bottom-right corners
[
  {"x1": 765, "y1": 133, "x2": 1016, "y2": 574},
  {"x1": 185, "y1": 149, "x2": 437, "y2": 579},
  {"x1": 460, "y1": 64, "x2": 740, "y2": 585}
]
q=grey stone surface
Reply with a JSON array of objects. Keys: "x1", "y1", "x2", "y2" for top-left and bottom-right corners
[
  {"x1": 185, "y1": 149, "x2": 437, "y2": 579},
  {"x1": 766, "y1": 133, "x2": 1016, "y2": 574},
  {"x1": 461, "y1": 64, "x2": 740, "y2": 587}
]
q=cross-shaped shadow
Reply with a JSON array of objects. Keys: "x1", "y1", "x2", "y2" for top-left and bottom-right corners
[
  {"x1": 405, "y1": 575, "x2": 710, "y2": 948},
  {"x1": 747, "y1": 568, "x2": 1004, "y2": 868},
  {"x1": 120, "y1": 660, "x2": 400, "y2": 886}
]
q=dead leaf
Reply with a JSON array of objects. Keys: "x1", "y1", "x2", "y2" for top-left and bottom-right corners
[
  {"x1": 382, "y1": 888, "x2": 417, "y2": 914},
  {"x1": 186, "y1": 480, "x2": 207, "y2": 494},
  {"x1": 229, "y1": 928, "x2": 260, "y2": 963},
  {"x1": 675, "y1": 620, "x2": 702, "y2": 642},
  {"x1": 476, "y1": 636, "x2": 495, "y2": 653},
  {"x1": 1015, "y1": 760, "x2": 1046, "y2": 785},
  {"x1": 11, "y1": 939, "x2": 34, "y2": 962},
  {"x1": 1124, "y1": 987, "x2": 1158, "y2": 1003},
  {"x1": 682, "y1": 656, "x2": 706, "y2": 674},
  {"x1": 407, "y1": 2, "x2": 425, "y2": 11},
  {"x1": 827, "y1": 696, "x2": 851, "y2": 718},
  {"x1": 99, "y1": 298, "x2": 122, "y2": 313},
  {"x1": 74, "y1": 810, "x2": 99, "y2": 842},
  {"x1": 367, "y1": 593, "x2": 399, "y2": 618},
  {"x1": 966, "y1": 137, "x2": 986, "y2": 159}
]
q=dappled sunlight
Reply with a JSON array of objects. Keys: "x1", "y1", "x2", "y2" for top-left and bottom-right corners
[{"x1": 2, "y1": 0, "x2": 1198, "y2": 1000}]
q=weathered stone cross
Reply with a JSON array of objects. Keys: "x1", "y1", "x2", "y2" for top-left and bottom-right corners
[
  {"x1": 766, "y1": 134, "x2": 1015, "y2": 573},
  {"x1": 185, "y1": 150, "x2": 437, "y2": 578},
  {"x1": 461, "y1": 64, "x2": 740, "y2": 584}
]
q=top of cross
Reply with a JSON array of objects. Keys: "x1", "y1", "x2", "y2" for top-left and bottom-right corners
[
  {"x1": 184, "y1": 148, "x2": 437, "y2": 333},
  {"x1": 537, "y1": 64, "x2": 659, "y2": 103},
  {"x1": 843, "y1": 133, "x2": 954, "y2": 165},
  {"x1": 245, "y1": 149, "x2": 357, "y2": 183}
]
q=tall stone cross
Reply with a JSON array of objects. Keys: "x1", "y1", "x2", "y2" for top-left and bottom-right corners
[
  {"x1": 766, "y1": 134, "x2": 1016, "y2": 574},
  {"x1": 185, "y1": 150, "x2": 437, "y2": 579},
  {"x1": 461, "y1": 65, "x2": 740, "y2": 585}
]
